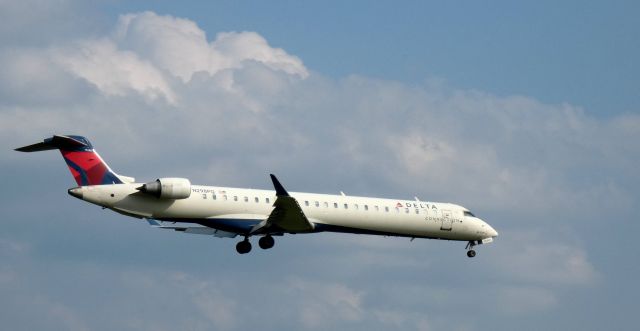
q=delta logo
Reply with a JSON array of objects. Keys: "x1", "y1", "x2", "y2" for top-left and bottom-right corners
[{"x1": 396, "y1": 201, "x2": 438, "y2": 209}]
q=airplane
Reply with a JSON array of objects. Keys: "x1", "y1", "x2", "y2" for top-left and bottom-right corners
[{"x1": 15, "y1": 135, "x2": 498, "y2": 257}]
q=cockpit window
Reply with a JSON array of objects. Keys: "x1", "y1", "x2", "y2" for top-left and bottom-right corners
[{"x1": 463, "y1": 211, "x2": 476, "y2": 217}]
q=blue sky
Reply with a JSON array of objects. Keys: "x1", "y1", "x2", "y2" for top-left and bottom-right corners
[
  {"x1": 105, "y1": 0, "x2": 640, "y2": 115},
  {"x1": 1, "y1": 1, "x2": 639, "y2": 330}
]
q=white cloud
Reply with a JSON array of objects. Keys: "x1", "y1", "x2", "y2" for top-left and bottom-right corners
[
  {"x1": 0, "y1": 238, "x2": 31, "y2": 255},
  {"x1": 44, "y1": 301, "x2": 92, "y2": 331},
  {"x1": 1, "y1": 11, "x2": 309, "y2": 108},
  {"x1": 213, "y1": 31, "x2": 309, "y2": 78},
  {"x1": 114, "y1": 11, "x2": 308, "y2": 82},
  {"x1": 53, "y1": 39, "x2": 178, "y2": 104},
  {"x1": 490, "y1": 230, "x2": 597, "y2": 286},
  {"x1": 0, "y1": 48, "x2": 92, "y2": 107},
  {"x1": 495, "y1": 286, "x2": 558, "y2": 314},
  {"x1": 114, "y1": 12, "x2": 217, "y2": 82},
  {"x1": 192, "y1": 291, "x2": 237, "y2": 330},
  {"x1": 287, "y1": 278, "x2": 364, "y2": 328}
]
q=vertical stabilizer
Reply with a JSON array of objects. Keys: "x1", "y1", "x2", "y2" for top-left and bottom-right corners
[{"x1": 15, "y1": 135, "x2": 127, "y2": 186}]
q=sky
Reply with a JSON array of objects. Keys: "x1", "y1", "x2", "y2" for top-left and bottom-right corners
[{"x1": 0, "y1": 1, "x2": 639, "y2": 330}]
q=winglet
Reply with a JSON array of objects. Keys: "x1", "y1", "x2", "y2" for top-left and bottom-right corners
[{"x1": 270, "y1": 174, "x2": 289, "y2": 196}]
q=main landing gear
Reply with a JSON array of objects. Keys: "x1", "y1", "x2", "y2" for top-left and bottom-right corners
[
  {"x1": 258, "y1": 235, "x2": 275, "y2": 250},
  {"x1": 465, "y1": 241, "x2": 477, "y2": 258},
  {"x1": 236, "y1": 238, "x2": 252, "y2": 254},
  {"x1": 235, "y1": 235, "x2": 275, "y2": 254}
]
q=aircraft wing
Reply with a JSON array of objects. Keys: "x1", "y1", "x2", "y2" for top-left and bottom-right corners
[
  {"x1": 251, "y1": 174, "x2": 315, "y2": 234},
  {"x1": 146, "y1": 219, "x2": 238, "y2": 238}
]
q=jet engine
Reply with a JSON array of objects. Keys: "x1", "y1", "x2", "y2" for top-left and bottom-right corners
[{"x1": 137, "y1": 178, "x2": 191, "y2": 199}]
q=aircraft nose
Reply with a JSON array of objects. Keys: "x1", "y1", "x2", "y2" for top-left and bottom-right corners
[
  {"x1": 68, "y1": 187, "x2": 83, "y2": 199},
  {"x1": 488, "y1": 225, "x2": 498, "y2": 237}
]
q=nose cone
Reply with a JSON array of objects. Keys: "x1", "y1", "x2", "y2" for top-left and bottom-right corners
[
  {"x1": 488, "y1": 225, "x2": 499, "y2": 237},
  {"x1": 68, "y1": 187, "x2": 83, "y2": 199}
]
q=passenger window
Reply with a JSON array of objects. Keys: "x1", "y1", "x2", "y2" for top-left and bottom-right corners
[
  {"x1": 305, "y1": 201, "x2": 309, "y2": 206},
  {"x1": 202, "y1": 193, "x2": 207, "y2": 199},
  {"x1": 364, "y1": 205, "x2": 369, "y2": 211},
  {"x1": 374, "y1": 206, "x2": 379, "y2": 211},
  {"x1": 315, "y1": 201, "x2": 319, "y2": 207},
  {"x1": 223, "y1": 195, "x2": 228, "y2": 201},
  {"x1": 385, "y1": 206, "x2": 389, "y2": 212},
  {"x1": 354, "y1": 204, "x2": 359, "y2": 210},
  {"x1": 324, "y1": 202, "x2": 328, "y2": 208},
  {"x1": 334, "y1": 202, "x2": 338, "y2": 208},
  {"x1": 344, "y1": 203, "x2": 348, "y2": 209},
  {"x1": 405, "y1": 208, "x2": 410, "y2": 213},
  {"x1": 212, "y1": 194, "x2": 216, "y2": 200},
  {"x1": 255, "y1": 197, "x2": 259, "y2": 203},
  {"x1": 233, "y1": 196, "x2": 238, "y2": 201},
  {"x1": 415, "y1": 209, "x2": 419, "y2": 214},
  {"x1": 244, "y1": 196, "x2": 248, "y2": 202},
  {"x1": 266, "y1": 197, "x2": 270, "y2": 203}
]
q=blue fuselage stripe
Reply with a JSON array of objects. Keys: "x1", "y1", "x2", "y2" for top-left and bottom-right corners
[
  {"x1": 156, "y1": 218, "x2": 444, "y2": 240},
  {"x1": 158, "y1": 218, "x2": 261, "y2": 234}
]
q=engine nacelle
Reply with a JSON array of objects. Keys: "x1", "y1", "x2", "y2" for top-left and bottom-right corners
[{"x1": 137, "y1": 178, "x2": 191, "y2": 199}]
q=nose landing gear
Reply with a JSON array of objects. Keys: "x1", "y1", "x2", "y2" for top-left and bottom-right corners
[{"x1": 465, "y1": 241, "x2": 477, "y2": 258}]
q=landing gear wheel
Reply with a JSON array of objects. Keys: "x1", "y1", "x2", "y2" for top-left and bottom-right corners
[
  {"x1": 236, "y1": 239, "x2": 252, "y2": 254},
  {"x1": 258, "y1": 235, "x2": 275, "y2": 250},
  {"x1": 467, "y1": 250, "x2": 476, "y2": 258}
]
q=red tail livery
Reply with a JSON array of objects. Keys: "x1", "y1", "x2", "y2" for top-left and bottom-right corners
[{"x1": 15, "y1": 135, "x2": 125, "y2": 185}]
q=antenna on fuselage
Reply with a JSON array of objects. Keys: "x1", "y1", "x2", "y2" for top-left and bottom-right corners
[{"x1": 340, "y1": 191, "x2": 346, "y2": 196}]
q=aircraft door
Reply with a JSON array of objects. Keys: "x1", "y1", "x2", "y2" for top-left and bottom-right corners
[{"x1": 441, "y1": 209, "x2": 453, "y2": 231}]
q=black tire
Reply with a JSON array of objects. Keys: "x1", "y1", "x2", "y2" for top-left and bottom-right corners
[
  {"x1": 467, "y1": 250, "x2": 476, "y2": 258},
  {"x1": 236, "y1": 240, "x2": 252, "y2": 254},
  {"x1": 258, "y1": 235, "x2": 275, "y2": 249}
]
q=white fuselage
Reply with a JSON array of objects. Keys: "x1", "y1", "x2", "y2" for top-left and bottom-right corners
[{"x1": 72, "y1": 183, "x2": 498, "y2": 242}]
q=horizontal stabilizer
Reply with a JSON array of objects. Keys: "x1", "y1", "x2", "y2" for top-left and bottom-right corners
[{"x1": 15, "y1": 135, "x2": 89, "y2": 152}]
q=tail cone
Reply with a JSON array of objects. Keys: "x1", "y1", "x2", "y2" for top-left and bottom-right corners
[{"x1": 68, "y1": 187, "x2": 83, "y2": 199}]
